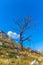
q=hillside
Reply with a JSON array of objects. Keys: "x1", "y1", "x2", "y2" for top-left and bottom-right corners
[
  {"x1": 0, "y1": 30, "x2": 21, "y2": 49},
  {"x1": 0, "y1": 45, "x2": 43, "y2": 65},
  {"x1": 0, "y1": 31, "x2": 43, "y2": 65}
]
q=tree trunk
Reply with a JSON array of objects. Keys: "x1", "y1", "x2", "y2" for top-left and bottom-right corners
[{"x1": 20, "y1": 33, "x2": 23, "y2": 51}]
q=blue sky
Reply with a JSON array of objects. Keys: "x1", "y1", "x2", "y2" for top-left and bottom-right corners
[{"x1": 0, "y1": 0, "x2": 43, "y2": 50}]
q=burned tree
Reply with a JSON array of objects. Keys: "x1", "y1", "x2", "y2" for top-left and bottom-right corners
[{"x1": 13, "y1": 17, "x2": 33, "y2": 51}]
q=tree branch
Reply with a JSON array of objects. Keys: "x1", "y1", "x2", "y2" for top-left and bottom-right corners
[
  {"x1": 23, "y1": 17, "x2": 32, "y2": 29},
  {"x1": 22, "y1": 35, "x2": 32, "y2": 42},
  {"x1": 17, "y1": 18, "x2": 23, "y2": 29}
]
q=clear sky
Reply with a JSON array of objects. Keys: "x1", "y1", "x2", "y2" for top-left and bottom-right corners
[{"x1": 0, "y1": 0, "x2": 43, "y2": 50}]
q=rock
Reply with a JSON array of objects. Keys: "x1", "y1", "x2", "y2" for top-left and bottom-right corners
[
  {"x1": 30, "y1": 60, "x2": 40, "y2": 65},
  {"x1": 16, "y1": 55, "x2": 19, "y2": 58}
]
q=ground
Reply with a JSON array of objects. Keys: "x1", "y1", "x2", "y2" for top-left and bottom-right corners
[{"x1": 0, "y1": 46, "x2": 43, "y2": 65}]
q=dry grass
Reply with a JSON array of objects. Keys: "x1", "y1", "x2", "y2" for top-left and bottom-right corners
[
  {"x1": 0, "y1": 46, "x2": 43, "y2": 65},
  {"x1": 0, "y1": 54, "x2": 43, "y2": 65}
]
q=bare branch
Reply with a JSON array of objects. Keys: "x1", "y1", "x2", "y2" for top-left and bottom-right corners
[
  {"x1": 19, "y1": 17, "x2": 32, "y2": 34},
  {"x1": 17, "y1": 18, "x2": 23, "y2": 29},
  {"x1": 23, "y1": 17, "x2": 32, "y2": 29},
  {"x1": 20, "y1": 25, "x2": 32, "y2": 35},
  {"x1": 20, "y1": 22, "x2": 35, "y2": 34},
  {"x1": 22, "y1": 35, "x2": 32, "y2": 42},
  {"x1": 12, "y1": 18, "x2": 22, "y2": 30},
  {"x1": 21, "y1": 26, "x2": 31, "y2": 34},
  {"x1": 11, "y1": 26, "x2": 20, "y2": 31}
]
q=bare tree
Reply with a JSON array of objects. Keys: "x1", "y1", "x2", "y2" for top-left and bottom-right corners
[{"x1": 13, "y1": 16, "x2": 34, "y2": 51}]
